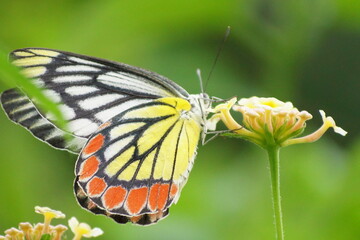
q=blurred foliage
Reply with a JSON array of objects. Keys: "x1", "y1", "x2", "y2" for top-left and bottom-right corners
[{"x1": 0, "y1": 0, "x2": 359, "y2": 239}]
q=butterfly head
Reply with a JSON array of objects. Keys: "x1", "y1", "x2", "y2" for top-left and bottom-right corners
[{"x1": 188, "y1": 93, "x2": 212, "y2": 127}]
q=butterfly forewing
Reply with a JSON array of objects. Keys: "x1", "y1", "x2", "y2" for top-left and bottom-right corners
[
  {"x1": 75, "y1": 97, "x2": 201, "y2": 225},
  {"x1": 1, "y1": 48, "x2": 190, "y2": 152}
]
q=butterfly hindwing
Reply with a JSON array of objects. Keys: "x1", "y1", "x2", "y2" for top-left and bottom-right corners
[
  {"x1": 74, "y1": 97, "x2": 201, "y2": 225},
  {"x1": 2, "y1": 48, "x2": 190, "y2": 152}
]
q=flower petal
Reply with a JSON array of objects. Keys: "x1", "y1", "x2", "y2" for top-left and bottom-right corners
[
  {"x1": 334, "y1": 126, "x2": 347, "y2": 136},
  {"x1": 68, "y1": 217, "x2": 79, "y2": 233},
  {"x1": 34, "y1": 206, "x2": 65, "y2": 219},
  {"x1": 206, "y1": 113, "x2": 221, "y2": 131},
  {"x1": 84, "y1": 228, "x2": 104, "y2": 237},
  {"x1": 319, "y1": 110, "x2": 347, "y2": 136}
]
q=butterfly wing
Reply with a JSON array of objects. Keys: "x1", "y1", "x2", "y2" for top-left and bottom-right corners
[
  {"x1": 1, "y1": 48, "x2": 189, "y2": 152},
  {"x1": 1, "y1": 88, "x2": 87, "y2": 152},
  {"x1": 75, "y1": 97, "x2": 201, "y2": 225}
]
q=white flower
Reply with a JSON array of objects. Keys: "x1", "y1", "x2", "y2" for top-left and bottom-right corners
[{"x1": 69, "y1": 217, "x2": 103, "y2": 240}]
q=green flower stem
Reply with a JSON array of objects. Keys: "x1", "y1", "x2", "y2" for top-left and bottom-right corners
[{"x1": 267, "y1": 145, "x2": 284, "y2": 240}]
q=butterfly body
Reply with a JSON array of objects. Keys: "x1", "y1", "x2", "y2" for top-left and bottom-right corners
[{"x1": 0, "y1": 48, "x2": 211, "y2": 225}]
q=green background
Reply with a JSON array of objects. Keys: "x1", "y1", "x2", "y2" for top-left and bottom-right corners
[{"x1": 0, "y1": 0, "x2": 359, "y2": 239}]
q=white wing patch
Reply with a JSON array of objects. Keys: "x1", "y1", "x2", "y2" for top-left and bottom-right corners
[
  {"x1": 78, "y1": 94, "x2": 124, "y2": 110},
  {"x1": 56, "y1": 65, "x2": 100, "y2": 72},
  {"x1": 98, "y1": 72, "x2": 174, "y2": 97},
  {"x1": 52, "y1": 75, "x2": 92, "y2": 83},
  {"x1": 104, "y1": 135, "x2": 135, "y2": 161},
  {"x1": 68, "y1": 57, "x2": 106, "y2": 67},
  {"x1": 65, "y1": 86, "x2": 100, "y2": 96},
  {"x1": 94, "y1": 99, "x2": 150, "y2": 122},
  {"x1": 45, "y1": 104, "x2": 76, "y2": 121},
  {"x1": 32, "y1": 78, "x2": 45, "y2": 87},
  {"x1": 58, "y1": 104, "x2": 76, "y2": 120},
  {"x1": 68, "y1": 118, "x2": 99, "y2": 136},
  {"x1": 42, "y1": 89, "x2": 62, "y2": 103}
]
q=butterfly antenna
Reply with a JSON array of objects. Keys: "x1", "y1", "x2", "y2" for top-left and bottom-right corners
[
  {"x1": 204, "y1": 26, "x2": 231, "y2": 92},
  {"x1": 196, "y1": 68, "x2": 204, "y2": 94}
]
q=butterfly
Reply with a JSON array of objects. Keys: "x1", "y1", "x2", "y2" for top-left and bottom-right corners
[{"x1": 0, "y1": 48, "x2": 212, "y2": 225}]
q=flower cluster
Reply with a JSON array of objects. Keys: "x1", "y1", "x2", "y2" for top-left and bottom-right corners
[
  {"x1": 0, "y1": 206, "x2": 103, "y2": 240},
  {"x1": 208, "y1": 96, "x2": 346, "y2": 148}
]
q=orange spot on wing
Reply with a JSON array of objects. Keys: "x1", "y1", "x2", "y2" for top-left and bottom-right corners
[
  {"x1": 148, "y1": 184, "x2": 169, "y2": 211},
  {"x1": 87, "y1": 177, "x2": 107, "y2": 196},
  {"x1": 83, "y1": 134, "x2": 104, "y2": 155},
  {"x1": 126, "y1": 187, "x2": 148, "y2": 215},
  {"x1": 79, "y1": 156, "x2": 100, "y2": 181},
  {"x1": 158, "y1": 184, "x2": 169, "y2": 210},
  {"x1": 103, "y1": 186, "x2": 127, "y2": 210},
  {"x1": 148, "y1": 184, "x2": 160, "y2": 211},
  {"x1": 170, "y1": 184, "x2": 178, "y2": 198}
]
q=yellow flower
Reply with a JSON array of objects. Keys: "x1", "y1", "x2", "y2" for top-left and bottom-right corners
[
  {"x1": 69, "y1": 217, "x2": 103, "y2": 240},
  {"x1": 53, "y1": 224, "x2": 68, "y2": 240},
  {"x1": 19, "y1": 222, "x2": 33, "y2": 240},
  {"x1": 32, "y1": 223, "x2": 44, "y2": 240},
  {"x1": 35, "y1": 206, "x2": 66, "y2": 219},
  {"x1": 4, "y1": 227, "x2": 23, "y2": 240},
  {"x1": 1, "y1": 206, "x2": 106, "y2": 240},
  {"x1": 35, "y1": 206, "x2": 65, "y2": 234},
  {"x1": 208, "y1": 96, "x2": 346, "y2": 148}
]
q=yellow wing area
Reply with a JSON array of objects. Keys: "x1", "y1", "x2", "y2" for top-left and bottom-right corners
[
  {"x1": 104, "y1": 97, "x2": 201, "y2": 182},
  {"x1": 12, "y1": 49, "x2": 59, "y2": 78}
]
